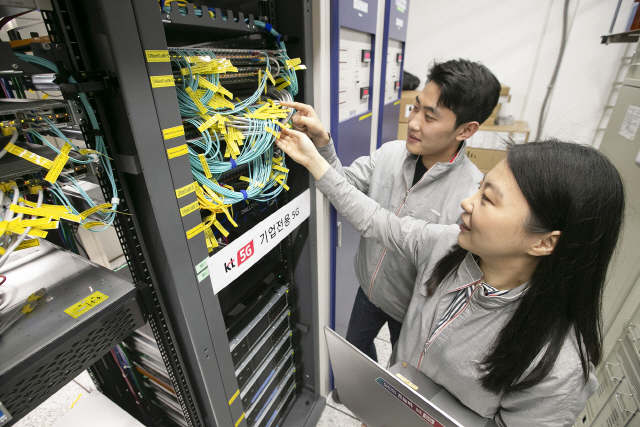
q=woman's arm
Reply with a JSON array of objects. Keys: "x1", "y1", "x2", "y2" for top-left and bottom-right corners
[{"x1": 276, "y1": 128, "x2": 449, "y2": 265}]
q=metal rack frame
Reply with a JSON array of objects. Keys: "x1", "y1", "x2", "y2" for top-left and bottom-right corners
[{"x1": 42, "y1": 1, "x2": 324, "y2": 426}]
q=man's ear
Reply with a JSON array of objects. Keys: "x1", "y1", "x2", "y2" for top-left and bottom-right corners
[
  {"x1": 527, "y1": 231, "x2": 561, "y2": 257},
  {"x1": 456, "y1": 121, "x2": 480, "y2": 141}
]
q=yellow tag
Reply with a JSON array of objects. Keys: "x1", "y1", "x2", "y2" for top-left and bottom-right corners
[
  {"x1": 212, "y1": 218, "x2": 229, "y2": 237},
  {"x1": 145, "y1": 50, "x2": 170, "y2": 62},
  {"x1": 272, "y1": 164, "x2": 289, "y2": 173},
  {"x1": 285, "y1": 58, "x2": 302, "y2": 70},
  {"x1": 150, "y1": 75, "x2": 175, "y2": 88},
  {"x1": 64, "y1": 291, "x2": 109, "y2": 319},
  {"x1": 199, "y1": 77, "x2": 219, "y2": 93},
  {"x1": 198, "y1": 114, "x2": 220, "y2": 132},
  {"x1": 276, "y1": 81, "x2": 291, "y2": 91},
  {"x1": 44, "y1": 143, "x2": 72, "y2": 183},
  {"x1": 80, "y1": 203, "x2": 112, "y2": 220},
  {"x1": 30, "y1": 221, "x2": 59, "y2": 230},
  {"x1": 78, "y1": 148, "x2": 113, "y2": 160},
  {"x1": 42, "y1": 93, "x2": 50, "y2": 100},
  {"x1": 202, "y1": 185, "x2": 224, "y2": 205},
  {"x1": 12, "y1": 217, "x2": 53, "y2": 228},
  {"x1": 185, "y1": 86, "x2": 207, "y2": 114},
  {"x1": 204, "y1": 226, "x2": 217, "y2": 251},
  {"x1": 198, "y1": 154, "x2": 212, "y2": 178},
  {"x1": 265, "y1": 68, "x2": 276, "y2": 86},
  {"x1": 4, "y1": 142, "x2": 53, "y2": 169},
  {"x1": 186, "y1": 222, "x2": 207, "y2": 239},
  {"x1": 275, "y1": 175, "x2": 290, "y2": 191},
  {"x1": 239, "y1": 176, "x2": 264, "y2": 188},
  {"x1": 293, "y1": 64, "x2": 307, "y2": 71},
  {"x1": 176, "y1": 181, "x2": 198, "y2": 198},
  {"x1": 23, "y1": 201, "x2": 70, "y2": 212},
  {"x1": 395, "y1": 373, "x2": 419, "y2": 390},
  {"x1": 163, "y1": 125, "x2": 185, "y2": 140},
  {"x1": 82, "y1": 221, "x2": 107, "y2": 230},
  {"x1": 167, "y1": 144, "x2": 189, "y2": 159},
  {"x1": 180, "y1": 200, "x2": 200, "y2": 217},
  {"x1": 16, "y1": 239, "x2": 40, "y2": 251},
  {"x1": 10, "y1": 204, "x2": 82, "y2": 223}
]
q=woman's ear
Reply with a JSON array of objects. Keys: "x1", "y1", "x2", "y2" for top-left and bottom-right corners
[{"x1": 527, "y1": 231, "x2": 561, "y2": 257}]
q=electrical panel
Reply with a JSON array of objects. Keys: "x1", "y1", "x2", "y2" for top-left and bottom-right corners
[
  {"x1": 338, "y1": 27, "x2": 373, "y2": 122},
  {"x1": 384, "y1": 39, "x2": 403, "y2": 104},
  {"x1": 376, "y1": 0, "x2": 410, "y2": 147},
  {"x1": 0, "y1": 1, "x2": 322, "y2": 427}
]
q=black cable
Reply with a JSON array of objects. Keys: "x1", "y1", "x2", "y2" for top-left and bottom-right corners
[
  {"x1": 72, "y1": 232, "x2": 88, "y2": 257},
  {"x1": 535, "y1": 0, "x2": 570, "y2": 140}
]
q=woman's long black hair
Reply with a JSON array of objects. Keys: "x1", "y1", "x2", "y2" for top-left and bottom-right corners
[{"x1": 425, "y1": 139, "x2": 625, "y2": 394}]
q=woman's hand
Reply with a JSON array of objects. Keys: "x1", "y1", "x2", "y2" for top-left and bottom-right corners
[
  {"x1": 276, "y1": 127, "x2": 330, "y2": 180},
  {"x1": 279, "y1": 101, "x2": 330, "y2": 147}
]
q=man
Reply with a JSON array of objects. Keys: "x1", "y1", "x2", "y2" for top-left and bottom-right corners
[{"x1": 281, "y1": 58, "x2": 499, "y2": 382}]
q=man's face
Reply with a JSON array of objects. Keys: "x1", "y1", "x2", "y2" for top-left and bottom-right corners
[{"x1": 406, "y1": 81, "x2": 464, "y2": 158}]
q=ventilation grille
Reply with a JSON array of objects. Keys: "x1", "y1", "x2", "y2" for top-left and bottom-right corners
[
  {"x1": 0, "y1": 305, "x2": 139, "y2": 423},
  {"x1": 619, "y1": 334, "x2": 640, "y2": 408}
]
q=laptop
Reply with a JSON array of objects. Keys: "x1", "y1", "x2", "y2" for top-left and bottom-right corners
[{"x1": 324, "y1": 327, "x2": 497, "y2": 427}]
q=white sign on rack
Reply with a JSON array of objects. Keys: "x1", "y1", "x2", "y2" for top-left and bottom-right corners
[
  {"x1": 619, "y1": 105, "x2": 640, "y2": 141},
  {"x1": 208, "y1": 189, "x2": 310, "y2": 294}
]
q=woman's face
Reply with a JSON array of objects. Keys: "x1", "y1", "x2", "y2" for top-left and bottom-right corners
[{"x1": 458, "y1": 160, "x2": 541, "y2": 260}]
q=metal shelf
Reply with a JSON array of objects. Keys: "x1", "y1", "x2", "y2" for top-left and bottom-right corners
[{"x1": 601, "y1": 29, "x2": 640, "y2": 44}]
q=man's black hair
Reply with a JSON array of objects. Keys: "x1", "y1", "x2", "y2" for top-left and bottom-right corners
[{"x1": 427, "y1": 59, "x2": 500, "y2": 128}]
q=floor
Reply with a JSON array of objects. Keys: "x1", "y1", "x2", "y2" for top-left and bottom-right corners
[{"x1": 316, "y1": 325, "x2": 393, "y2": 427}]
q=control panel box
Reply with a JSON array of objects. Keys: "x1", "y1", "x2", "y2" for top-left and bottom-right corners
[
  {"x1": 384, "y1": 39, "x2": 404, "y2": 103},
  {"x1": 338, "y1": 27, "x2": 373, "y2": 121}
]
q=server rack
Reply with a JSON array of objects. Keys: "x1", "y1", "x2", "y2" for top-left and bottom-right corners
[{"x1": 0, "y1": 1, "x2": 324, "y2": 426}]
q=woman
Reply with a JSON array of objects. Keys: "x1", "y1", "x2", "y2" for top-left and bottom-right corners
[{"x1": 276, "y1": 127, "x2": 625, "y2": 426}]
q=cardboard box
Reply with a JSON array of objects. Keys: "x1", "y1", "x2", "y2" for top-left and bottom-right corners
[
  {"x1": 465, "y1": 147, "x2": 507, "y2": 171},
  {"x1": 398, "y1": 90, "x2": 420, "y2": 123},
  {"x1": 398, "y1": 122, "x2": 408, "y2": 141},
  {"x1": 500, "y1": 84, "x2": 510, "y2": 96}
]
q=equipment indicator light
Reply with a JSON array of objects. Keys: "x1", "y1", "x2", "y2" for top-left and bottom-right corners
[
  {"x1": 361, "y1": 50, "x2": 371, "y2": 63},
  {"x1": 360, "y1": 87, "x2": 370, "y2": 99},
  {"x1": 396, "y1": 53, "x2": 403, "y2": 63}
]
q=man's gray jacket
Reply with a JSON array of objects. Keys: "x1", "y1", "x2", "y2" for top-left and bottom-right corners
[
  {"x1": 316, "y1": 167, "x2": 597, "y2": 426},
  {"x1": 317, "y1": 139, "x2": 483, "y2": 322}
]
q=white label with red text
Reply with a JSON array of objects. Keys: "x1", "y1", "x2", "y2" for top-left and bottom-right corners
[{"x1": 208, "y1": 189, "x2": 310, "y2": 294}]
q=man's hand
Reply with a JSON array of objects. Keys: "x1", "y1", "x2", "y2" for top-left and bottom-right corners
[
  {"x1": 280, "y1": 101, "x2": 330, "y2": 147},
  {"x1": 276, "y1": 127, "x2": 330, "y2": 180}
]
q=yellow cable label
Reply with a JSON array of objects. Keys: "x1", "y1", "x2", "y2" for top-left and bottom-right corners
[
  {"x1": 212, "y1": 218, "x2": 229, "y2": 237},
  {"x1": 10, "y1": 204, "x2": 82, "y2": 222},
  {"x1": 186, "y1": 222, "x2": 207, "y2": 239},
  {"x1": 198, "y1": 78, "x2": 219, "y2": 93},
  {"x1": 185, "y1": 86, "x2": 207, "y2": 114},
  {"x1": 150, "y1": 75, "x2": 175, "y2": 88},
  {"x1": 23, "y1": 201, "x2": 70, "y2": 212},
  {"x1": 175, "y1": 182, "x2": 198, "y2": 198},
  {"x1": 272, "y1": 164, "x2": 289, "y2": 173},
  {"x1": 145, "y1": 50, "x2": 170, "y2": 62},
  {"x1": 265, "y1": 68, "x2": 276, "y2": 86},
  {"x1": 239, "y1": 176, "x2": 264, "y2": 188},
  {"x1": 82, "y1": 221, "x2": 107, "y2": 230},
  {"x1": 285, "y1": 58, "x2": 302, "y2": 70},
  {"x1": 180, "y1": 200, "x2": 200, "y2": 217},
  {"x1": 198, "y1": 154, "x2": 212, "y2": 178},
  {"x1": 64, "y1": 291, "x2": 109, "y2": 319},
  {"x1": 276, "y1": 80, "x2": 291, "y2": 91},
  {"x1": 167, "y1": 144, "x2": 189, "y2": 159},
  {"x1": 163, "y1": 125, "x2": 185, "y2": 140},
  {"x1": 80, "y1": 203, "x2": 112, "y2": 220},
  {"x1": 204, "y1": 226, "x2": 217, "y2": 251},
  {"x1": 16, "y1": 238, "x2": 40, "y2": 251},
  {"x1": 4, "y1": 142, "x2": 53, "y2": 169},
  {"x1": 198, "y1": 114, "x2": 220, "y2": 132}
]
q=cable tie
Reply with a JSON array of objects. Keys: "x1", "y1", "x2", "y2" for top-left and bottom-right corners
[
  {"x1": 230, "y1": 158, "x2": 237, "y2": 169},
  {"x1": 264, "y1": 23, "x2": 272, "y2": 32},
  {"x1": 240, "y1": 190, "x2": 248, "y2": 200},
  {"x1": 111, "y1": 197, "x2": 120, "y2": 205}
]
